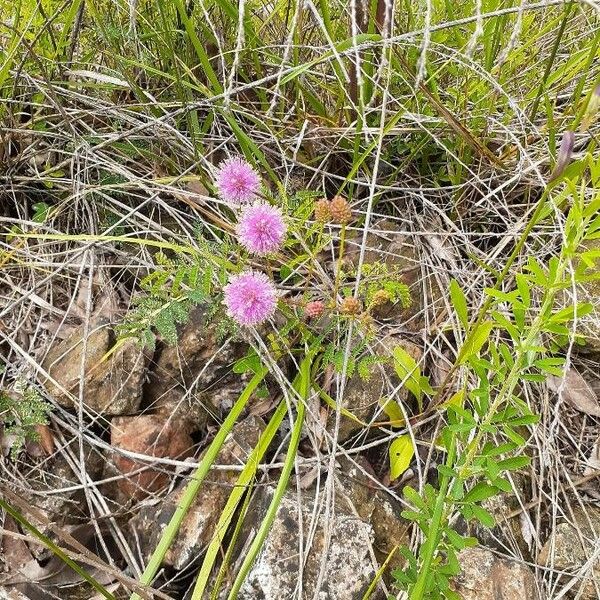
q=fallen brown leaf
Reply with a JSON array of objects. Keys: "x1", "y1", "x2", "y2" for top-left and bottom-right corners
[
  {"x1": 35, "y1": 424, "x2": 54, "y2": 456},
  {"x1": 547, "y1": 367, "x2": 600, "y2": 417}
]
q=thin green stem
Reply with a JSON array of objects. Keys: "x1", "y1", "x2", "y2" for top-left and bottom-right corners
[
  {"x1": 191, "y1": 399, "x2": 288, "y2": 599},
  {"x1": 410, "y1": 437, "x2": 456, "y2": 600},
  {"x1": 0, "y1": 498, "x2": 116, "y2": 600},
  {"x1": 529, "y1": 1, "x2": 574, "y2": 122},
  {"x1": 333, "y1": 224, "x2": 347, "y2": 303},
  {"x1": 7, "y1": 232, "x2": 235, "y2": 270}
]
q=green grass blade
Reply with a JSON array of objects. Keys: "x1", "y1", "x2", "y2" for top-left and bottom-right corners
[
  {"x1": 0, "y1": 498, "x2": 116, "y2": 600},
  {"x1": 191, "y1": 399, "x2": 288, "y2": 599},
  {"x1": 225, "y1": 355, "x2": 311, "y2": 599}
]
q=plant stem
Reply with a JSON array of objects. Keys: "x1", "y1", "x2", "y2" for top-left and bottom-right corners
[
  {"x1": 432, "y1": 184, "x2": 552, "y2": 405},
  {"x1": 226, "y1": 354, "x2": 311, "y2": 599},
  {"x1": 191, "y1": 399, "x2": 289, "y2": 599},
  {"x1": 410, "y1": 437, "x2": 456, "y2": 600},
  {"x1": 333, "y1": 223, "x2": 347, "y2": 303},
  {"x1": 1, "y1": 498, "x2": 116, "y2": 600}
]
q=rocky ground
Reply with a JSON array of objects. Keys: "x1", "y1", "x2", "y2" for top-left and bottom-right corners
[{"x1": 1, "y1": 219, "x2": 599, "y2": 600}]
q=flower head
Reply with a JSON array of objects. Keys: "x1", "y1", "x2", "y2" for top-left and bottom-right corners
[
  {"x1": 339, "y1": 296, "x2": 361, "y2": 315},
  {"x1": 372, "y1": 289, "x2": 392, "y2": 306},
  {"x1": 237, "y1": 203, "x2": 287, "y2": 255},
  {"x1": 314, "y1": 199, "x2": 331, "y2": 223},
  {"x1": 215, "y1": 157, "x2": 261, "y2": 204},
  {"x1": 329, "y1": 195, "x2": 352, "y2": 224},
  {"x1": 224, "y1": 271, "x2": 278, "y2": 326},
  {"x1": 305, "y1": 300, "x2": 325, "y2": 319}
]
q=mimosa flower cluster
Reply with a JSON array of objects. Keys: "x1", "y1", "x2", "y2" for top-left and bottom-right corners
[{"x1": 216, "y1": 157, "x2": 284, "y2": 326}]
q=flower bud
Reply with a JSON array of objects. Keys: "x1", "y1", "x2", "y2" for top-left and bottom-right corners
[
  {"x1": 372, "y1": 289, "x2": 392, "y2": 306},
  {"x1": 329, "y1": 195, "x2": 352, "y2": 225},
  {"x1": 314, "y1": 199, "x2": 331, "y2": 223},
  {"x1": 340, "y1": 296, "x2": 361, "y2": 315},
  {"x1": 548, "y1": 130, "x2": 574, "y2": 182},
  {"x1": 304, "y1": 300, "x2": 325, "y2": 319}
]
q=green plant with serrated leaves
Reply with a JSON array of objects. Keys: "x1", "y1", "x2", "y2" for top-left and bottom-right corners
[
  {"x1": 117, "y1": 246, "x2": 234, "y2": 350},
  {"x1": 341, "y1": 262, "x2": 411, "y2": 310},
  {"x1": 322, "y1": 337, "x2": 388, "y2": 381},
  {"x1": 0, "y1": 385, "x2": 52, "y2": 459}
]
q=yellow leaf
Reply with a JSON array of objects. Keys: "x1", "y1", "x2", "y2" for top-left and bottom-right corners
[
  {"x1": 389, "y1": 435, "x2": 414, "y2": 480},
  {"x1": 379, "y1": 397, "x2": 404, "y2": 424},
  {"x1": 440, "y1": 389, "x2": 465, "y2": 410}
]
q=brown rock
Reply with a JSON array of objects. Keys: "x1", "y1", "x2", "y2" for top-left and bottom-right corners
[
  {"x1": 538, "y1": 507, "x2": 600, "y2": 600},
  {"x1": 452, "y1": 547, "x2": 540, "y2": 600},
  {"x1": 0, "y1": 588, "x2": 31, "y2": 600},
  {"x1": 145, "y1": 306, "x2": 248, "y2": 428},
  {"x1": 111, "y1": 414, "x2": 194, "y2": 500},
  {"x1": 42, "y1": 325, "x2": 147, "y2": 415},
  {"x1": 329, "y1": 337, "x2": 419, "y2": 442},
  {"x1": 128, "y1": 415, "x2": 264, "y2": 568},
  {"x1": 330, "y1": 369, "x2": 386, "y2": 443},
  {"x1": 337, "y1": 456, "x2": 410, "y2": 573},
  {"x1": 42, "y1": 325, "x2": 110, "y2": 403}
]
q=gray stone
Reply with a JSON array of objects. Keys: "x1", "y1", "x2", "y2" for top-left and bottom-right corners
[
  {"x1": 337, "y1": 456, "x2": 410, "y2": 575},
  {"x1": 41, "y1": 325, "x2": 147, "y2": 415},
  {"x1": 224, "y1": 458, "x2": 408, "y2": 599},
  {"x1": 452, "y1": 547, "x2": 540, "y2": 600},
  {"x1": 538, "y1": 507, "x2": 600, "y2": 600},
  {"x1": 237, "y1": 488, "x2": 377, "y2": 600}
]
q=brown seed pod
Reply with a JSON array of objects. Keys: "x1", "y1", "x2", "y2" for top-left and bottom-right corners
[
  {"x1": 339, "y1": 296, "x2": 361, "y2": 315},
  {"x1": 329, "y1": 195, "x2": 352, "y2": 225},
  {"x1": 313, "y1": 199, "x2": 331, "y2": 223}
]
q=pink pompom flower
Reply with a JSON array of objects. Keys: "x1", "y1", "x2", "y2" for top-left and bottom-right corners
[
  {"x1": 224, "y1": 271, "x2": 278, "y2": 326},
  {"x1": 215, "y1": 157, "x2": 261, "y2": 204},
  {"x1": 237, "y1": 202, "x2": 287, "y2": 255}
]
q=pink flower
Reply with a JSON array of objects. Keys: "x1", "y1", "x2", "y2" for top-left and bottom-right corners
[
  {"x1": 224, "y1": 271, "x2": 278, "y2": 326},
  {"x1": 237, "y1": 203, "x2": 287, "y2": 255},
  {"x1": 215, "y1": 157, "x2": 261, "y2": 204},
  {"x1": 304, "y1": 301, "x2": 325, "y2": 319}
]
